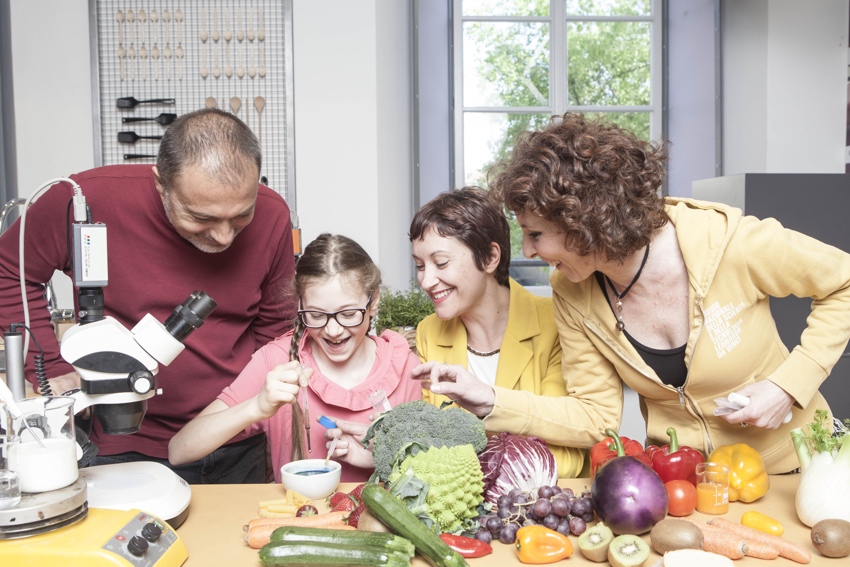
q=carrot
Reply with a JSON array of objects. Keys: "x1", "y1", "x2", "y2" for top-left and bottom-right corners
[
  {"x1": 709, "y1": 517, "x2": 812, "y2": 564},
  {"x1": 679, "y1": 517, "x2": 747, "y2": 559},
  {"x1": 244, "y1": 511, "x2": 353, "y2": 548}
]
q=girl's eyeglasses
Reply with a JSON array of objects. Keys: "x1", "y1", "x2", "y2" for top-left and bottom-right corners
[{"x1": 297, "y1": 295, "x2": 373, "y2": 329}]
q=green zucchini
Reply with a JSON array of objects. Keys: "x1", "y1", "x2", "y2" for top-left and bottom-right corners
[
  {"x1": 269, "y1": 526, "x2": 415, "y2": 555},
  {"x1": 361, "y1": 483, "x2": 469, "y2": 567},
  {"x1": 259, "y1": 540, "x2": 411, "y2": 567}
]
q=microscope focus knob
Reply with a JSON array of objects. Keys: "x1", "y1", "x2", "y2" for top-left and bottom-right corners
[
  {"x1": 128, "y1": 371, "x2": 154, "y2": 395},
  {"x1": 142, "y1": 522, "x2": 163, "y2": 542},
  {"x1": 127, "y1": 535, "x2": 149, "y2": 557}
]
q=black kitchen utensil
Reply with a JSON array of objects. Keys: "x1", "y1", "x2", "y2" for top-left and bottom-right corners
[
  {"x1": 124, "y1": 154, "x2": 158, "y2": 160},
  {"x1": 118, "y1": 131, "x2": 163, "y2": 144},
  {"x1": 122, "y1": 113, "x2": 178, "y2": 126},
  {"x1": 117, "y1": 97, "x2": 176, "y2": 109}
]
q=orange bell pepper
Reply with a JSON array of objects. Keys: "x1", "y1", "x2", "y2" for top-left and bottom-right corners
[
  {"x1": 707, "y1": 443, "x2": 770, "y2": 502},
  {"x1": 515, "y1": 525, "x2": 573, "y2": 564}
]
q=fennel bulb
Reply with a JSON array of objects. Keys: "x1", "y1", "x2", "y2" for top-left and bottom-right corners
[{"x1": 791, "y1": 410, "x2": 850, "y2": 527}]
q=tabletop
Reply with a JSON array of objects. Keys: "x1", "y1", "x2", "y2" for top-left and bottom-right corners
[{"x1": 175, "y1": 474, "x2": 839, "y2": 566}]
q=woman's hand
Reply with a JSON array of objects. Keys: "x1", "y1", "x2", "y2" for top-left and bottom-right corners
[
  {"x1": 257, "y1": 361, "x2": 313, "y2": 419},
  {"x1": 411, "y1": 361, "x2": 496, "y2": 417},
  {"x1": 324, "y1": 419, "x2": 374, "y2": 469},
  {"x1": 725, "y1": 380, "x2": 794, "y2": 430}
]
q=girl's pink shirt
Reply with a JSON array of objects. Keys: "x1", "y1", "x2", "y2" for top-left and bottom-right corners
[{"x1": 218, "y1": 330, "x2": 423, "y2": 482}]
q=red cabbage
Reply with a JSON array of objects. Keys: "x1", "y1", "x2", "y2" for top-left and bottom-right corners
[{"x1": 478, "y1": 432, "x2": 558, "y2": 505}]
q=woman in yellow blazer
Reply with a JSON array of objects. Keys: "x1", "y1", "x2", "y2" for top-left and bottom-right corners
[{"x1": 410, "y1": 187, "x2": 587, "y2": 478}]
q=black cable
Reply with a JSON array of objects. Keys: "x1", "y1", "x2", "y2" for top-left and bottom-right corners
[
  {"x1": 64, "y1": 198, "x2": 73, "y2": 272},
  {"x1": 12, "y1": 322, "x2": 51, "y2": 396}
]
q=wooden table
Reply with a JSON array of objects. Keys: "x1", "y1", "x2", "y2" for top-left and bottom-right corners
[{"x1": 176, "y1": 475, "x2": 835, "y2": 565}]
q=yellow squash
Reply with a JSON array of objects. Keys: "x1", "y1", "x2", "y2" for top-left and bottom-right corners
[{"x1": 741, "y1": 511, "x2": 784, "y2": 536}]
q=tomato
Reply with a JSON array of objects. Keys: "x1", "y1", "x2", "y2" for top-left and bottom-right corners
[{"x1": 665, "y1": 479, "x2": 697, "y2": 517}]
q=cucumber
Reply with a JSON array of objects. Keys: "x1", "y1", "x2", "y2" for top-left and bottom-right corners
[
  {"x1": 360, "y1": 483, "x2": 469, "y2": 567},
  {"x1": 270, "y1": 526, "x2": 415, "y2": 555},
  {"x1": 259, "y1": 541, "x2": 411, "y2": 567}
]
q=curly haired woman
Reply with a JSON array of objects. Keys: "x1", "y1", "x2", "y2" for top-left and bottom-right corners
[{"x1": 427, "y1": 113, "x2": 850, "y2": 474}]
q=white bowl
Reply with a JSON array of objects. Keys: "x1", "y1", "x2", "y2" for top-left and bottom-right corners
[{"x1": 280, "y1": 459, "x2": 342, "y2": 500}]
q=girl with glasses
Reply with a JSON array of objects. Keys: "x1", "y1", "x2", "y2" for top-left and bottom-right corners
[{"x1": 169, "y1": 233, "x2": 423, "y2": 482}]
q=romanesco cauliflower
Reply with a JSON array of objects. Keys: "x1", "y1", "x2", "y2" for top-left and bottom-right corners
[{"x1": 387, "y1": 443, "x2": 484, "y2": 534}]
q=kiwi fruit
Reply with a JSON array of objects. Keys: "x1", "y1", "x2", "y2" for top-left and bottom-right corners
[
  {"x1": 650, "y1": 519, "x2": 704, "y2": 554},
  {"x1": 811, "y1": 518, "x2": 850, "y2": 558},
  {"x1": 608, "y1": 533, "x2": 651, "y2": 567},
  {"x1": 577, "y1": 521, "x2": 615, "y2": 562}
]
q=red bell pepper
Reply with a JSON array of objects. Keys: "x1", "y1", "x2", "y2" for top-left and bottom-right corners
[
  {"x1": 644, "y1": 427, "x2": 705, "y2": 485},
  {"x1": 439, "y1": 533, "x2": 492, "y2": 558},
  {"x1": 590, "y1": 430, "x2": 652, "y2": 477}
]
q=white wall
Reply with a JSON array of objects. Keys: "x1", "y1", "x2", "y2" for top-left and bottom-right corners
[
  {"x1": 10, "y1": 0, "x2": 95, "y2": 195},
  {"x1": 722, "y1": 0, "x2": 848, "y2": 175},
  {"x1": 292, "y1": 0, "x2": 413, "y2": 292}
]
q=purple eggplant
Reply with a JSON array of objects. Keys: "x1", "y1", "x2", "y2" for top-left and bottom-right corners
[{"x1": 591, "y1": 428, "x2": 668, "y2": 535}]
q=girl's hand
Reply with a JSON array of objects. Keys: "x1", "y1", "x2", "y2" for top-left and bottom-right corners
[
  {"x1": 324, "y1": 419, "x2": 374, "y2": 469},
  {"x1": 725, "y1": 379, "x2": 794, "y2": 430},
  {"x1": 411, "y1": 361, "x2": 496, "y2": 417},
  {"x1": 257, "y1": 362, "x2": 313, "y2": 419}
]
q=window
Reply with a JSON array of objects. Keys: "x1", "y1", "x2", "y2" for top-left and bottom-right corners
[{"x1": 453, "y1": 0, "x2": 662, "y2": 286}]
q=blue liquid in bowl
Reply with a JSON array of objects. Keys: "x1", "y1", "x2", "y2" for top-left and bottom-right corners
[{"x1": 294, "y1": 469, "x2": 331, "y2": 476}]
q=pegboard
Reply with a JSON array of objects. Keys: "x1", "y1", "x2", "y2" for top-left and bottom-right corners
[{"x1": 88, "y1": 0, "x2": 295, "y2": 204}]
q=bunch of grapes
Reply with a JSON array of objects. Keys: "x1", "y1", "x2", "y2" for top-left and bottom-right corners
[{"x1": 474, "y1": 485, "x2": 594, "y2": 545}]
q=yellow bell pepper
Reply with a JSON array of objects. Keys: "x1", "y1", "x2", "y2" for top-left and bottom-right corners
[
  {"x1": 515, "y1": 525, "x2": 574, "y2": 564},
  {"x1": 741, "y1": 511, "x2": 784, "y2": 537},
  {"x1": 708, "y1": 443, "x2": 770, "y2": 502}
]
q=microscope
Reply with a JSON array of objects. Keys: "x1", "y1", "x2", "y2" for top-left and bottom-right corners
[
  {"x1": 3, "y1": 188, "x2": 217, "y2": 455},
  {"x1": 0, "y1": 180, "x2": 214, "y2": 556}
]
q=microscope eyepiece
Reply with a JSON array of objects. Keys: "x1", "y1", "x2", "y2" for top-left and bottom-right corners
[{"x1": 164, "y1": 291, "x2": 217, "y2": 342}]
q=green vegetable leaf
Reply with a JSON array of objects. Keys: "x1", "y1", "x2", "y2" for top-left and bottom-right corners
[{"x1": 803, "y1": 409, "x2": 845, "y2": 454}]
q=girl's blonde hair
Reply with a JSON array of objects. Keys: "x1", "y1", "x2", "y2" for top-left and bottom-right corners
[{"x1": 286, "y1": 234, "x2": 382, "y2": 461}]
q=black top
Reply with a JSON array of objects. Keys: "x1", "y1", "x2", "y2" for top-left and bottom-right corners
[{"x1": 595, "y1": 272, "x2": 688, "y2": 388}]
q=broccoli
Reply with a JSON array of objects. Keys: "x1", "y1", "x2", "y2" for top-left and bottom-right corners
[
  {"x1": 364, "y1": 400, "x2": 487, "y2": 483},
  {"x1": 387, "y1": 443, "x2": 485, "y2": 534}
]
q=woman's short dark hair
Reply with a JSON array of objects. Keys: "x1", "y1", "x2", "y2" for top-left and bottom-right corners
[
  {"x1": 409, "y1": 186, "x2": 511, "y2": 287},
  {"x1": 490, "y1": 113, "x2": 669, "y2": 263},
  {"x1": 156, "y1": 108, "x2": 262, "y2": 191}
]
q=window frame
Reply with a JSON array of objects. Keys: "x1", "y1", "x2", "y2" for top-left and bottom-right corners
[{"x1": 451, "y1": 0, "x2": 664, "y2": 190}]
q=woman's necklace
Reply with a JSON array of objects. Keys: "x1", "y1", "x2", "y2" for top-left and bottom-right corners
[
  {"x1": 604, "y1": 244, "x2": 650, "y2": 333},
  {"x1": 467, "y1": 344, "x2": 501, "y2": 357}
]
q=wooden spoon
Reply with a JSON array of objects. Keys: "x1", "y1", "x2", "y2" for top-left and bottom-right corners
[
  {"x1": 213, "y1": 44, "x2": 221, "y2": 78},
  {"x1": 254, "y1": 96, "x2": 265, "y2": 151},
  {"x1": 236, "y1": 43, "x2": 245, "y2": 78},
  {"x1": 205, "y1": 97, "x2": 217, "y2": 109},
  {"x1": 200, "y1": 44, "x2": 209, "y2": 79},
  {"x1": 225, "y1": 43, "x2": 233, "y2": 78},
  {"x1": 257, "y1": 8, "x2": 266, "y2": 42},
  {"x1": 116, "y1": 9, "x2": 124, "y2": 45},
  {"x1": 230, "y1": 96, "x2": 241, "y2": 117},
  {"x1": 163, "y1": 9, "x2": 172, "y2": 79},
  {"x1": 211, "y1": 8, "x2": 220, "y2": 42},
  {"x1": 224, "y1": 10, "x2": 232, "y2": 42},
  {"x1": 127, "y1": 10, "x2": 136, "y2": 79},
  {"x1": 117, "y1": 9, "x2": 125, "y2": 81},
  {"x1": 258, "y1": 44, "x2": 266, "y2": 78},
  {"x1": 200, "y1": 8, "x2": 208, "y2": 42}
]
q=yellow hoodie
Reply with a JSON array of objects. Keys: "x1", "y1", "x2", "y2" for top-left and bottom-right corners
[{"x1": 491, "y1": 198, "x2": 850, "y2": 474}]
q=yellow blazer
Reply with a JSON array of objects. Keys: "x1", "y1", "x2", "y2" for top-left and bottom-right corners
[{"x1": 416, "y1": 278, "x2": 587, "y2": 478}]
